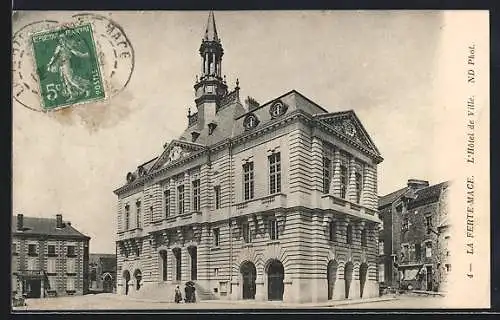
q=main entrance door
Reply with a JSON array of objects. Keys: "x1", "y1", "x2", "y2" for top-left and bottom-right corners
[
  {"x1": 267, "y1": 260, "x2": 284, "y2": 301},
  {"x1": 241, "y1": 261, "x2": 256, "y2": 300},
  {"x1": 25, "y1": 280, "x2": 41, "y2": 298}
]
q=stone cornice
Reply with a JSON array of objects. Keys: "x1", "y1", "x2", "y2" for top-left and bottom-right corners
[{"x1": 314, "y1": 120, "x2": 383, "y2": 164}]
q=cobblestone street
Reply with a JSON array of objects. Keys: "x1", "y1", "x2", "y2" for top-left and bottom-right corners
[{"x1": 13, "y1": 293, "x2": 449, "y2": 311}]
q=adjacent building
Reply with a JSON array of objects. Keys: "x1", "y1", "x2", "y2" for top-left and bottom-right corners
[
  {"x1": 378, "y1": 179, "x2": 450, "y2": 292},
  {"x1": 12, "y1": 214, "x2": 91, "y2": 298},
  {"x1": 89, "y1": 253, "x2": 117, "y2": 293},
  {"x1": 114, "y1": 11, "x2": 384, "y2": 303}
]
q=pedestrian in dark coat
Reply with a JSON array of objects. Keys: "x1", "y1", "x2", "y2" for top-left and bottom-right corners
[{"x1": 174, "y1": 286, "x2": 182, "y2": 303}]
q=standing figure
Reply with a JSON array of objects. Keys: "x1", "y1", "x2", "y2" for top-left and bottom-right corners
[
  {"x1": 46, "y1": 33, "x2": 91, "y2": 101},
  {"x1": 174, "y1": 285, "x2": 182, "y2": 303}
]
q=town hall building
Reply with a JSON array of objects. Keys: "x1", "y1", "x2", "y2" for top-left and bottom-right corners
[{"x1": 113, "y1": 11, "x2": 384, "y2": 303}]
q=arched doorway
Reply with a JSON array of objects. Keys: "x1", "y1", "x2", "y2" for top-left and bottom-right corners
[
  {"x1": 159, "y1": 250, "x2": 168, "y2": 281},
  {"x1": 344, "y1": 262, "x2": 353, "y2": 299},
  {"x1": 327, "y1": 260, "x2": 338, "y2": 300},
  {"x1": 122, "y1": 270, "x2": 130, "y2": 295},
  {"x1": 133, "y1": 269, "x2": 142, "y2": 291},
  {"x1": 359, "y1": 263, "x2": 368, "y2": 298},
  {"x1": 267, "y1": 260, "x2": 284, "y2": 301},
  {"x1": 103, "y1": 273, "x2": 113, "y2": 293},
  {"x1": 240, "y1": 261, "x2": 257, "y2": 300},
  {"x1": 188, "y1": 246, "x2": 197, "y2": 280}
]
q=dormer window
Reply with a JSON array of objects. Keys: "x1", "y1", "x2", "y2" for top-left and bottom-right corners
[
  {"x1": 191, "y1": 131, "x2": 200, "y2": 142},
  {"x1": 243, "y1": 114, "x2": 259, "y2": 131},
  {"x1": 208, "y1": 122, "x2": 217, "y2": 135},
  {"x1": 270, "y1": 100, "x2": 288, "y2": 118}
]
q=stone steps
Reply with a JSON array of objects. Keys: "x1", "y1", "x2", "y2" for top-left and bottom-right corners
[{"x1": 130, "y1": 282, "x2": 218, "y2": 302}]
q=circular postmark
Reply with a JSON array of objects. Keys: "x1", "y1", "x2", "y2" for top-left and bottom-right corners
[{"x1": 12, "y1": 13, "x2": 135, "y2": 113}]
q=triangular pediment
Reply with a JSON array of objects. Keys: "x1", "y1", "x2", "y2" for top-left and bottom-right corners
[
  {"x1": 150, "y1": 140, "x2": 205, "y2": 172},
  {"x1": 316, "y1": 111, "x2": 381, "y2": 157}
]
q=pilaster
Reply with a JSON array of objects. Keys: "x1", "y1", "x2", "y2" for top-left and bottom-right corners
[{"x1": 330, "y1": 149, "x2": 341, "y2": 197}]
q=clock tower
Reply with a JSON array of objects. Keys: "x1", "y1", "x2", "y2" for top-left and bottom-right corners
[{"x1": 193, "y1": 11, "x2": 228, "y2": 129}]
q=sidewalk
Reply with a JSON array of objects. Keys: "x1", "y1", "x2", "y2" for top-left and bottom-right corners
[{"x1": 111, "y1": 294, "x2": 398, "y2": 308}]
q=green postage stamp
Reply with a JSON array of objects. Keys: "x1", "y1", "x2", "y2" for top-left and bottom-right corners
[{"x1": 31, "y1": 23, "x2": 105, "y2": 110}]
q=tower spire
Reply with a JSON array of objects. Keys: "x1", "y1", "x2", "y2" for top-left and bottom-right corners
[{"x1": 204, "y1": 10, "x2": 219, "y2": 42}]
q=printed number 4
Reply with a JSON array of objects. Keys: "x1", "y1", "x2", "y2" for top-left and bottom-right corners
[{"x1": 46, "y1": 83, "x2": 59, "y2": 101}]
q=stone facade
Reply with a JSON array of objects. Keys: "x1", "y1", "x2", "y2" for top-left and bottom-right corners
[
  {"x1": 113, "y1": 11, "x2": 383, "y2": 303},
  {"x1": 12, "y1": 214, "x2": 90, "y2": 298},
  {"x1": 378, "y1": 180, "x2": 450, "y2": 292}
]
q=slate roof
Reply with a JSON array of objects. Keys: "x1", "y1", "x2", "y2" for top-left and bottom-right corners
[
  {"x1": 407, "y1": 181, "x2": 449, "y2": 209},
  {"x1": 378, "y1": 181, "x2": 449, "y2": 210},
  {"x1": 12, "y1": 215, "x2": 90, "y2": 239},
  {"x1": 378, "y1": 187, "x2": 408, "y2": 209}
]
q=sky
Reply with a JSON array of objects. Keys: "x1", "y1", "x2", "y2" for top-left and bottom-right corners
[{"x1": 13, "y1": 11, "x2": 454, "y2": 254}]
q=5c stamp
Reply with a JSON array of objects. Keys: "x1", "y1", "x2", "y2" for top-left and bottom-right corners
[
  {"x1": 31, "y1": 24, "x2": 105, "y2": 110},
  {"x1": 12, "y1": 13, "x2": 135, "y2": 113}
]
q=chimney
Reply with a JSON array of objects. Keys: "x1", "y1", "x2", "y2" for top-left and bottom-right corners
[
  {"x1": 245, "y1": 96, "x2": 260, "y2": 112},
  {"x1": 407, "y1": 179, "x2": 429, "y2": 190},
  {"x1": 56, "y1": 214, "x2": 63, "y2": 228},
  {"x1": 17, "y1": 214, "x2": 23, "y2": 230}
]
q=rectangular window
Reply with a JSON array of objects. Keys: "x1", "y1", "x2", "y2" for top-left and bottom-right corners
[
  {"x1": 415, "y1": 243, "x2": 422, "y2": 261},
  {"x1": 328, "y1": 221, "x2": 337, "y2": 242},
  {"x1": 136, "y1": 200, "x2": 142, "y2": 228},
  {"x1": 150, "y1": 206, "x2": 154, "y2": 223},
  {"x1": 361, "y1": 229, "x2": 367, "y2": 247},
  {"x1": 47, "y1": 258, "x2": 57, "y2": 274},
  {"x1": 355, "y1": 171, "x2": 363, "y2": 203},
  {"x1": 178, "y1": 185, "x2": 185, "y2": 214},
  {"x1": 28, "y1": 244, "x2": 37, "y2": 256},
  {"x1": 27, "y1": 257, "x2": 37, "y2": 270},
  {"x1": 164, "y1": 190, "x2": 170, "y2": 217},
  {"x1": 48, "y1": 245, "x2": 56, "y2": 256},
  {"x1": 124, "y1": 204, "x2": 130, "y2": 230},
  {"x1": 243, "y1": 162, "x2": 254, "y2": 200},
  {"x1": 192, "y1": 179, "x2": 201, "y2": 212},
  {"x1": 425, "y1": 215, "x2": 432, "y2": 229},
  {"x1": 339, "y1": 164, "x2": 348, "y2": 199},
  {"x1": 268, "y1": 153, "x2": 282, "y2": 194},
  {"x1": 269, "y1": 219, "x2": 279, "y2": 240},
  {"x1": 213, "y1": 228, "x2": 220, "y2": 247},
  {"x1": 425, "y1": 243, "x2": 432, "y2": 258},
  {"x1": 67, "y1": 258, "x2": 76, "y2": 274},
  {"x1": 378, "y1": 240, "x2": 384, "y2": 255},
  {"x1": 214, "y1": 186, "x2": 221, "y2": 209},
  {"x1": 402, "y1": 216, "x2": 409, "y2": 231},
  {"x1": 323, "y1": 157, "x2": 332, "y2": 194},
  {"x1": 402, "y1": 244, "x2": 409, "y2": 261},
  {"x1": 67, "y1": 245, "x2": 76, "y2": 257},
  {"x1": 48, "y1": 276, "x2": 57, "y2": 291},
  {"x1": 242, "y1": 223, "x2": 251, "y2": 243},
  {"x1": 214, "y1": 268, "x2": 219, "y2": 277},
  {"x1": 346, "y1": 224, "x2": 353, "y2": 244},
  {"x1": 66, "y1": 277, "x2": 75, "y2": 291},
  {"x1": 12, "y1": 243, "x2": 17, "y2": 255}
]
